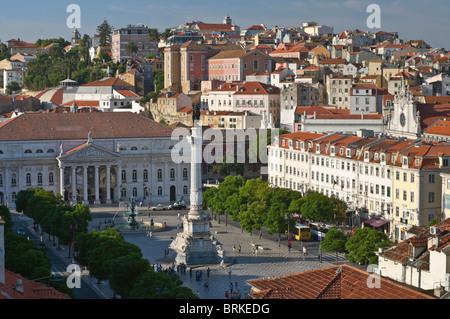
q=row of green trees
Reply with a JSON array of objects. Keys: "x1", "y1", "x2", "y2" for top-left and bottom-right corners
[
  {"x1": 203, "y1": 176, "x2": 347, "y2": 246},
  {"x1": 204, "y1": 176, "x2": 394, "y2": 265},
  {"x1": 74, "y1": 228, "x2": 197, "y2": 299},
  {"x1": 15, "y1": 187, "x2": 196, "y2": 299},
  {"x1": 321, "y1": 226, "x2": 394, "y2": 266},
  {"x1": 0, "y1": 204, "x2": 75, "y2": 297},
  {"x1": 15, "y1": 188, "x2": 92, "y2": 257}
]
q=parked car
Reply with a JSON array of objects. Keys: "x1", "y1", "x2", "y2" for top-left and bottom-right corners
[
  {"x1": 150, "y1": 204, "x2": 168, "y2": 211},
  {"x1": 17, "y1": 228, "x2": 25, "y2": 236},
  {"x1": 169, "y1": 201, "x2": 187, "y2": 210}
]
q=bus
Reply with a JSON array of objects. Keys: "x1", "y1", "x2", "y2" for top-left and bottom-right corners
[
  {"x1": 292, "y1": 223, "x2": 311, "y2": 241},
  {"x1": 310, "y1": 222, "x2": 332, "y2": 241}
]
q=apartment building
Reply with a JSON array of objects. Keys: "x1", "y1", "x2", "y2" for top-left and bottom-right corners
[
  {"x1": 111, "y1": 25, "x2": 158, "y2": 63},
  {"x1": 268, "y1": 131, "x2": 450, "y2": 240},
  {"x1": 326, "y1": 74, "x2": 353, "y2": 108}
]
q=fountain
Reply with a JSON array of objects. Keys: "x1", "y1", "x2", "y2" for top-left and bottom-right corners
[
  {"x1": 110, "y1": 198, "x2": 164, "y2": 232},
  {"x1": 124, "y1": 198, "x2": 140, "y2": 230}
]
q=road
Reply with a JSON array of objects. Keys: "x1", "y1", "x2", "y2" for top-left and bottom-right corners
[{"x1": 11, "y1": 213, "x2": 103, "y2": 299}]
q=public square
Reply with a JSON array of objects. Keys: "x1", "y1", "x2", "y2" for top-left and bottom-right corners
[{"x1": 15, "y1": 205, "x2": 356, "y2": 299}]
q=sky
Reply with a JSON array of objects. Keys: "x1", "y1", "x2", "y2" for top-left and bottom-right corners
[{"x1": 0, "y1": 0, "x2": 448, "y2": 49}]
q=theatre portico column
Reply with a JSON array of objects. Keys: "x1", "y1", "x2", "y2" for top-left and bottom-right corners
[
  {"x1": 83, "y1": 166, "x2": 88, "y2": 205},
  {"x1": 106, "y1": 165, "x2": 112, "y2": 204},
  {"x1": 94, "y1": 165, "x2": 100, "y2": 205}
]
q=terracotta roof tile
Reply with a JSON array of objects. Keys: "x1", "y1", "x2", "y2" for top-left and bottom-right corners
[{"x1": 0, "y1": 112, "x2": 173, "y2": 141}]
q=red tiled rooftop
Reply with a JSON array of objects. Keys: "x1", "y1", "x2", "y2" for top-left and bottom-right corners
[
  {"x1": 248, "y1": 264, "x2": 434, "y2": 299},
  {"x1": 0, "y1": 112, "x2": 174, "y2": 141}
]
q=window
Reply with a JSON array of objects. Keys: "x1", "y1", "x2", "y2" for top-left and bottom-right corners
[
  {"x1": 37, "y1": 173, "x2": 42, "y2": 186},
  {"x1": 396, "y1": 171, "x2": 400, "y2": 180},
  {"x1": 133, "y1": 187, "x2": 138, "y2": 197},
  {"x1": 143, "y1": 169, "x2": 148, "y2": 182},
  {"x1": 428, "y1": 192, "x2": 435, "y2": 203},
  {"x1": 395, "y1": 188, "x2": 399, "y2": 200},
  {"x1": 157, "y1": 169, "x2": 163, "y2": 181},
  {"x1": 0, "y1": 174, "x2": 2, "y2": 187},
  {"x1": 410, "y1": 191, "x2": 414, "y2": 203},
  {"x1": 25, "y1": 173, "x2": 31, "y2": 186},
  {"x1": 130, "y1": 146, "x2": 138, "y2": 151},
  {"x1": 410, "y1": 174, "x2": 415, "y2": 183},
  {"x1": 253, "y1": 60, "x2": 258, "y2": 70},
  {"x1": 132, "y1": 170, "x2": 137, "y2": 182},
  {"x1": 11, "y1": 174, "x2": 16, "y2": 186},
  {"x1": 47, "y1": 149, "x2": 55, "y2": 153},
  {"x1": 429, "y1": 174, "x2": 435, "y2": 184},
  {"x1": 170, "y1": 168, "x2": 175, "y2": 181},
  {"x1": 24, "y1": 149, "x2": 32, "y2": 154},
  {"x1": 158, "y1": 187, "x2": 162, "y2": 196},
  {"x1": 403, "y1": 173, "x2": 407, "y2": 182},
  {"x1": 49, "y1": 172, "x2": 54, "y2": 185},
  {"x1": 183, "y1": 185, "x2": 188, "y2": 195},
  {"x1": 36, "y1": 149, "x2": 44, "y2": 153},
  {"x1": 403, "y1": 190, "x2": 407, "y2": 201}
]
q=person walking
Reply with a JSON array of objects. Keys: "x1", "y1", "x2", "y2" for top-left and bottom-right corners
[
  {"x1": 238, "y1": 244, "x2": 241, "y2": 255},
  {"x1": 232, "y1": 244, "x2": 236, "y2": 255},
  {"x1": 303, "y1": 246, "x2": 308, "y2": 256},
  {"x1": 206, "y1": 267, "x2": 210, "y2": 278}
]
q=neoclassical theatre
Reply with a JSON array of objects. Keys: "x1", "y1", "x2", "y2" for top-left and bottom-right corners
[{"x1": 0, "y1": 112, "x2": 190, "y2": 207}]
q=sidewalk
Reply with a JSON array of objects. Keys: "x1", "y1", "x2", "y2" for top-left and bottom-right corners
[{"x1": 18, "y1": 206, "x2": 352, "y2": 299}]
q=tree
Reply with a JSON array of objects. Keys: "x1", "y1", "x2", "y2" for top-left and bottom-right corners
[
  {"x1": 320, "y1": 227, "x2": 348, "y2": 264},
  {"x1": 329, "y1": 194, "x2": 347, "y2": 225},
  {"x1": 6, "y1": 81, "x2": 21, "y2": 95},
  {"x1": 209, "y1": 152, "x2": 245, "y2": 177},
  {"x1": 345, "y1": 227, "x2": 394, "y2": 266},
  {"x1": 128, "y1": 271, "x2": 198, "y2": 299},
  {"x1": 0, "y1": 205, "x2": 13, "y2": 231},
  {"x1": 160, "y1": 28, "x2": 173, "y2": 41},
  {"x1": 97, "y1": 19, "x2": 113, "y2": 47},
  {"x1": 300, "y1": 192, "x2": 334, "y2": 222},
  {"x1": 239, "y1": 200, "x2": 266, "y2": 239},
  {"x1": 126, "y1": 41, "x2": 138, "y2": 59},
  {"x1": 147, "y1": 28, "x2": 160, "y2": 43},
  {"x1": 60, "y1": 204, "x2": 92, "y2": 257},
  {"x1": 109, "y1": 252, "x2": 150, "y2": 298}
]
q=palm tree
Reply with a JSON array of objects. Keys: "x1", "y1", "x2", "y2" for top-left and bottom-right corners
[
  {"x1": 160, "y1": 28, "x2": 173, "y2": 41},
  {"x1": 147, "y1": 28, "x2": 161, "y2": 43},
  {"x1": 126, "y1": 41, "x2": 138, "y2": 59}
]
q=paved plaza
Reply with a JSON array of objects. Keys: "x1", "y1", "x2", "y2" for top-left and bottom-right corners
[{"x1": 17, "y1": 205, "x2": 354, "y2": 299}]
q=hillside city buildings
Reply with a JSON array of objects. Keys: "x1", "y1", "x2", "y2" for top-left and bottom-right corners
[{"x1": 1, "y1": 13, "x2": 450, "y2": 298}]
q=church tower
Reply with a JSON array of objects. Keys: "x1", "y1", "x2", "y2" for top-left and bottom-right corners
[
  {"x1": 223, "y1": 14, "x2": 232, "y2": 25},
  {"x1": 72, "y1": 28, "x2": 80, "y2": 45},
  {"x1": 385, "y1": 79, "x2": 421, "y2": 139}
]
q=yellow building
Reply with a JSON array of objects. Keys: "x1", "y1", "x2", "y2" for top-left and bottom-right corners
[
  {"x1": 391, "y1": 144, "x2": 449, "y2": 241},
  {"x1": 307, "y1": 45, "x2": 330, "y2": 66}
]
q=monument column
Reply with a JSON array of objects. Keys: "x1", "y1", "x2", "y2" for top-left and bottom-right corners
[
  {"x1": 83, "y1": 166, "x2": 88, "y2": 205},
  {"x1": 106, "y1": 165, "x2": 112, "y2": 204},
  {"x1": 71, "y1": 166, "x2": 76, "y2": 205},
  {"x1": 117, "y1": 165, "x2": 122, "y2": 202},
  {"x1": 94, "y1": 165, "x2": 100, "y2": 204},
  {"x1": 169, "y1": 121, "x2": 223, "y2": 265},
  {"x1": 59, "y1": 165, "x2": 65, "y2": 200}
]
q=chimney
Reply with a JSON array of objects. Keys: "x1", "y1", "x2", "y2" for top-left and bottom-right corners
[{"x1": 0, "y1": 217, "x2": 5, "y2": 285}]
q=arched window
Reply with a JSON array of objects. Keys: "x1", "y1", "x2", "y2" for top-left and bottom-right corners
[
  {"x1": 170, "y1": 168, "x2": 175, "y2": 181},
  {"x1": 121, "y1": 170, "x2": 127, "y2": 182},
  {"x1": 37, "y1": 173, "x2": 43, "y2": 186},
  {"x1": 183, "y1": 168, "x2": 188, "y2": 180},
  {"x1": 141, "y1": 146, "x2": 149, "y2": 151},
  {"x1": 11, "y1": 174, "x2": 16, "y2": 186},
  {"x1": 132, "y1": 170, "x2": 137, "y2": 182},
  {"x1": 36, "y1": 149, "x2": 44, "y2": 153},
  {"x1": 26, "y1": 173, "x2": 31, "y2": 186},
  {"x1": 157, "y1": 169, "x2": 162, "y2": 181},
  {"x1": 24, "y1": 149, "x2": 32, "y2": 154},
  {"x1": 183, "y1": 185, "x2": 188, "y2": 195},
  {"x1": 47, "y1": 149, "x2": 55, "y2": 153},
  {"x1": 130, "y1": 146, "x2": 138, "y2": 151},
  {"x1": 143, "y1": 169, "x2": 148, "y2": 182}
]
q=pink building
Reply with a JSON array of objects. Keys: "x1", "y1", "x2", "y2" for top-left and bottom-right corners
[
  {"x1": 208, "y1": 49, "x2": 274, "y2": 83},
  {"x1": 204, "y1": 81, "x2": 281, "y2": 125},
  {"x1": 112, "y1": 25, "x2": 158, "y2": 63}
]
